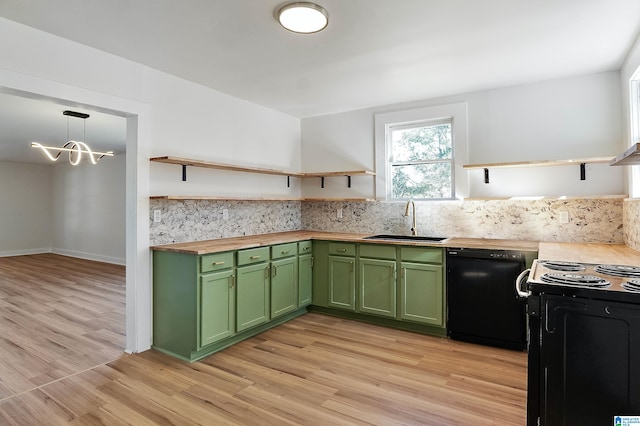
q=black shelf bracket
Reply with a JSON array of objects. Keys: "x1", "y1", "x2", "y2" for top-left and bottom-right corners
[
  {"x1": 321, "y1": 177, "x2": 325, "y2": 188},
  {"x1": 182, "y1": 165, "x2": 187, "y2": 182},
  {"x1": 347, "y1": 175, "x2": 352, "y2": 188},
  {"x1": 287, "y1": 176, "x2": 290, "y2": 188},
  {"x1": 484, "y1": 168, "x2": 490, "y2": 184},
  {"x1": 580, "y1": 163, "x2": 586, "y2": 180}
]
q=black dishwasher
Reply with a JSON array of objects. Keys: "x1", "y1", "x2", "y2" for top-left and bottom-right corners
[{"x1": 446, "y1": 248, "x2": 527, "y2": 350}]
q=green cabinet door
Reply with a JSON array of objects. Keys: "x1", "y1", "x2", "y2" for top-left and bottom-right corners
[
  {"x1": 199, "y1": 269, "x2": 235, "y2": 348},
  {"x1": 271, "y1": 257, "x2": 298, "y2": 319},
  {"x1": 328, "y1": 255, "x2": 356, "y2": 311},
  {"x1": 359, "y1": 258, "x2": 396, "y2": 318},
  {"x1": 400, "y1": 262, "x2": 444, "y2": 326},
  {"x1": 236, "y1": 263, "x2": 270, "y2": 332},
  {"x1": 298, "y1": 253, "x2": 313, "y2": 307}
]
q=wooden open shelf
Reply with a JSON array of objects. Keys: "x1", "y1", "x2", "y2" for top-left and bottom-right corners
[
  {"x1": 150, "y1": 156, "x2": 304, "y2": 177},
  {"x1": 463, "y1": 156, "x2": 612, "y2": 170},
  {"x1": 150, "y1": 196, "x2": 376, "y2": 202},
  {"x1": 463, "y1": 156, "x2": 613, "y2": 183}
]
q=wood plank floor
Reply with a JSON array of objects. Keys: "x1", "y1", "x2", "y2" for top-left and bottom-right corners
[
  {"x1": 0, "y1": 312, "x2": 527, "y2": 425},
  {"x1": 0, "y1": 254, "x2": 125, "y2": 400}
]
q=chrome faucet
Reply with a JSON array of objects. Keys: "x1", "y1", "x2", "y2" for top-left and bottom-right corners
[{"x1": 404, "y1": 200, "x2": 417, "y2": 236}]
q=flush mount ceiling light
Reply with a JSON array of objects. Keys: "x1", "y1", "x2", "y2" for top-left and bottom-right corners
[
  {"x1": 31, "y1": 110, "x2": 114, "y2": 165},
  {"x1": 277, "y1": 2, "x2": 328, "y2": 34}
]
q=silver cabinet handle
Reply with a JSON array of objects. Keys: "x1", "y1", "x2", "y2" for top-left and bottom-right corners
[
  {"x1": 250, "y1": 255, "x2": 261, "y2": 260},
  {"x1": 336, "y1": 248, "x2": 347, "y2": 253},
  {"x1": 229, "y1": 274, "x2": 235, "y2": 288},
  {"x1": 212, "y1": 261, "x2": 225, "y2": 266},
  {"x1": 281, "y1": 250, "x2": 291, "y2": 255}
]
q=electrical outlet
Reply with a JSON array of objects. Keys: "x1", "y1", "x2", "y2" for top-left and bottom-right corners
[
  {"x1": 153, "y1": 210, "x2": 161, "y2": 223},
  {"x1": 337, "y1": 208, "x2": 343, "y2": 219},
  {"x1": 559, "y1": 211, "x2": 569, "y2": 224},
  {"x1": 222, "y1": 208, "x2": 229, "y2": 220}
]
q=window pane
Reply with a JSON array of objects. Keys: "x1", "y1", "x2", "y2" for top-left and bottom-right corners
[
  {"x1": 390, "y1": 123, "x2": 452, "y2": 162},
  {"x1": 391, "y1": 163, "x2": 452, "y2": 199}
]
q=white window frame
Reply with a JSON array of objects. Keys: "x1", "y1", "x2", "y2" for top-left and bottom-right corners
[
  {"x1": 387, "y1": 118, "x2": 455, "y2": 200},
  {"x1": 374, "y1": 102, "x2": 468, "y2": 201}
]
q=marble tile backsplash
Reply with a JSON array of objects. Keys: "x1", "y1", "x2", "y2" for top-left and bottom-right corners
[
  {"x1": 624, "y1": 199, "x2": 640, "y2": 251},
  {"x1": 150, "y1": 198, "x2": 625, "y2": 246},
  {"x1": 150, "y1": 199, "x2": 301, "y2": 245},
  {"x1": 301, "y1": 199, "x2": 624, "y2": 243}
]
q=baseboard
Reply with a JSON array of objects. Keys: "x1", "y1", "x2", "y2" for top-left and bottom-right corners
[
  {"x1": 0, "y1": 248, "x2": 52, "y2": 257},
  {"x1": 52, "y1": 248, "x2": 126, "y2": 266}
]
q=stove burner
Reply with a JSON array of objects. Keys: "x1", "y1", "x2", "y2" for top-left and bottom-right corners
[
  {"x1": 594, "y1": 264, "x2": 640, "y2": 278},
  {"x1": 540, "y1": 261, "x2": 586, "y2": 271},
  {"x1": 623, "y1": 279, "x2": 640, "y2": 292},
  {"x1": 540, "y1": 272, "x2": 610, "y2": 287}
]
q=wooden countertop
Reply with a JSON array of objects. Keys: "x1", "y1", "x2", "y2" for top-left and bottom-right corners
[
  {"x1": 150, "y1": 231, "x2": 540, "y2": 255},
  {"x1": 538, "y1": 242, "x2": 640, "y2": 266}
]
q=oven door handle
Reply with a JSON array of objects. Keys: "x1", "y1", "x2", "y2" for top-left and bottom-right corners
[{"x1": 515, "y1": 268, "x2": 531, "y2": 298}]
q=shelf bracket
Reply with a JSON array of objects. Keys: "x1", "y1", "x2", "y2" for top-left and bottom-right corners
[
  {"x1": 580, "y1": 163, "x2": 586, "y2": 180},
  {"x1": 182, "y1": 164, "x2": 187, "y2": 182},
  {"x1": 484, "y1": 168, "x2": 490, "y2": 184},
  {"x1": 287, "y1": 176, "x2": 290, "y2": 188},
  {"x1": 321, "y1": 177, "x2": 325, "y2": 188},
  {"x1": 347, "y1": 175, "x2": 352, "y2": 188}
]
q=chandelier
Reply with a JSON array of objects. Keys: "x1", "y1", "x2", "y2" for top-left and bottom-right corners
[{"x1": 31, "y1": 110, "x2": 114, "y2": 165}]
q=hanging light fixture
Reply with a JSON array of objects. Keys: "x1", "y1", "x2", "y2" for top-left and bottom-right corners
[
  {"x1": 31, "y1": 110, "x2": 114, "y2": 165},
  {"x1": 277, "y1": 2, "x2": 329, "y2": 34}
]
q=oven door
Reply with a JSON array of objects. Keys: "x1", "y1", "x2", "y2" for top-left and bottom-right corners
[{"x1": 537, "y1": 294, "x2": 640, "y2": 425}]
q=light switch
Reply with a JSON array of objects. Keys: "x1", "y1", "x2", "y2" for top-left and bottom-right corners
[
  {"x1": 222, "y1": 209, "x2": 229, "y2": 220},
  {"x1": 153, "y1": 210, "x2": 161, "y2": 223},
  {"x1": 337, "y1": 208, "x2": 343, "y2": 219}
]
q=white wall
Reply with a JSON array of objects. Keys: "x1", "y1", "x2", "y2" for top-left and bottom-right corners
[
  {"x1": 302, "y1": 72, "x2": 624, "y2": 199},
  {"x1": 621, "y1": 32, "x2": 640, "y2": 197},
  {"x1": 51, "y1": 154, "x2": 126, "y2": 264},
  {"x1": 0, "y1": 161, "x2": 52, "y2": 255},
  {"x1": 0, "y1": 16, "x2": 303, "y2": 352}
]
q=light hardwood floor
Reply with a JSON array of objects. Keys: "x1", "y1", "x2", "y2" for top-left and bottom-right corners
[
  {"x1": 0, "y1": 254, "x2": 125, "y2": 400},
  {"x1": 0, "y1": 311, "x2": 527, "y2": 425}
]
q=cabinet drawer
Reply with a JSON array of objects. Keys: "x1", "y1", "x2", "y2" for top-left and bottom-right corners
[
  {"x1": 272, "y1": 242, "x2": 297, "y2": 259},
  {"x1": 328, "y1": 242, "x2": 355, "y2": 256},
  {"x1": 298, "y1": 240, "x2": 312, "y2": 255},
  {"x1": 200, "y1": 252, "x2": 235, "y2": 273},
  {"x1": 400, "y1": 247, "x2": 443, "y2": 264},
  {"x1": 359, "y1": 244, "x2": 397, "y2": 260},
  {"x1": 237, "y1": 247, "x2": 270, "y2": 266}
]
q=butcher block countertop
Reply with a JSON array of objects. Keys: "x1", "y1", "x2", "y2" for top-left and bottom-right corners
[
  {"x1": 150, "y1": 231, "x2": 540, "y2": 255},
  {"x1": 538, "y1": 242, "x2": 640, "y2": 265}
]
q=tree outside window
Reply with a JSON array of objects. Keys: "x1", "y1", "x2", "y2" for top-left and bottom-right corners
[{"x1": 388, "y1": 119, "x2": 454, "y2": 200}]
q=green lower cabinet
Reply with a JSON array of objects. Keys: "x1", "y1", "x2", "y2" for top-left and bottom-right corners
[
  {"x1": 359, "y1": 258, "x2": 396, "y2": 318},
  {"x1": 298, "y1": 253, "x2": 313, "y2": 306},
  {"x1": 271, "y1": 257, "x2": 298, "y2": 319},
  {"x1": 400, "y1": 261, "x2": 444, "y2": 326},
  {"x1": 328, "y1": 255, "x2": 356, "y2": 311},
  {"x1": 236, "y1": 262, "x2": 270, "y2": 332},
  {"x1": 199, "y1": 269, "x2": 236, "y2": 348}
]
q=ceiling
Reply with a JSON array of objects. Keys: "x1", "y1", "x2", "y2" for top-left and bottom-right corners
[{"x1": 0, "y1": 0, "x2": 639, "y2": 162}]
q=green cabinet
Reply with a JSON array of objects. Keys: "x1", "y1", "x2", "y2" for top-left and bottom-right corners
[
  {"x1": 358, "y1": 244, "x2": 397, "y2": 318},
  {"x1": 400, "y1": 262, "x2": 443, "y2": 326},
  {"x1": 327, "y1": 242, "x2": 356, "y2": 311},
  {"x1": 200, "y1": 269, "x2": 235, "y2": 347},
  {"x1": 399, "y1": 246, "x2": 444, "y2": 326},
  {"x1": 310, "y1": 241, "x2": 445, "y2": 337},
  {"x1": 270, "y1": 243, "x2": 298, "y2": 319},
  {"x1": 298, "y1": 241, "x2": 313, "y2": 307},
  {"x1": 236, "y1": 248, "x2": 271, "y2": 332},
  {"x1": 153, "y1": 240, "x2": 312, "y2": 362}
]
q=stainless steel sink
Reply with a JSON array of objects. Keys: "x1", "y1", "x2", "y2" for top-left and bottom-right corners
[{"x1": 362, "y1": 234, "x2": 448, "y2": 243}]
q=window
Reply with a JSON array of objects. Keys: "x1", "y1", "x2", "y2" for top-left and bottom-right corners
[
  {"x1": 374, "y1": 103, "x2": 468, "y2": 201},
  {"x1": 388, "y1": 119, "x2": 453, "y2": 200}
]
